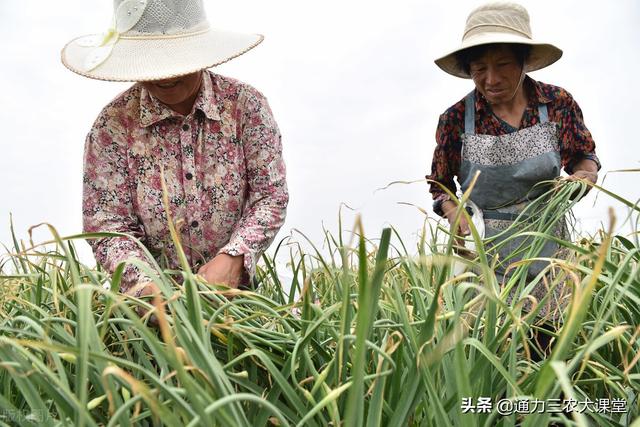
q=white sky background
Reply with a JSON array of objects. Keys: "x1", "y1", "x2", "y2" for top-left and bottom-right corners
[{"x1": 0, "y1": 0, "x2": 638, "y2": 265}]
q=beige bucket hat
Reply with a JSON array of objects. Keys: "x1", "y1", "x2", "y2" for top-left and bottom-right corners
[
  {"x1": 61, "y1": 0, "x2": 263, "y2": 82},
  {"x1": 435, "y1": 2, "x2": 563, "y2": 79}
]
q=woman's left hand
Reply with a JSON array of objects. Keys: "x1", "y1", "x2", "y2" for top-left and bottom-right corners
[
  {"x1": 197, "y1": 253, "x2": 245, "y2": 288},
  {"x1": 563, "y1": 158, "x2": 599, "y2": 199},
  {"x1": 565, "y1": 169, "x2": 597, "y2": 185}
]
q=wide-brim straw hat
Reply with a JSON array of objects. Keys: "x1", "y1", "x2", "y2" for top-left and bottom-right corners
[
  {"x1": 61, "y1": 0, "x2": 263, "y2": 82},
  {"x1": 435, "y1": 2, "x2": 563, "y2": 79}
]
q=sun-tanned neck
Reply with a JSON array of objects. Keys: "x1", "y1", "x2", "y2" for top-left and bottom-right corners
[{"x1": 490, "y1": 84, "x2": 528, "y2": 128}]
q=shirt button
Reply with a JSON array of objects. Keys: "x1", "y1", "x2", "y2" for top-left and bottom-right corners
[
  {"x1": 191, "y1": 220, "x2": 199, "y2": 228},
  {"x1": 182, "y1": 124, "x2": 190, "y2": 131},
  {"x1": 185, "y1": 172, "x2": 193, "y2": 180}
]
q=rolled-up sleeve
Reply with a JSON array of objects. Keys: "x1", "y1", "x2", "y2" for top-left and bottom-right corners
[
  {"x1": 82, "y1": 121, "x2": 150, "y2": 293},
  {"x1": 218, "y1": 88, "x2": 289, "y2": 278}
]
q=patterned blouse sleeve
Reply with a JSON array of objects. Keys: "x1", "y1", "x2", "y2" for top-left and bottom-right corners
[
  {"x1": 427, "y1": 111, "x2": 463, "y2": 217},
  {"x1": 556, "y1": 92, "x2": 601, "y2": 174},
  {"x1": 218, "y1": 87, "x2": 289, "y2": 279},
  {"x1": 82, "y1": 119, "x2": 152, "y2": 294}
]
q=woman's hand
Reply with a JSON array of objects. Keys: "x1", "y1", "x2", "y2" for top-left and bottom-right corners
[
  {"x1": 125, "y1": 281, "x2": 162, "y2": 326},
  {"x1": 565, "y1": 158, "x2": 598, "y2": 199},
  {"x1": 442, "y1": 200, "x2": 471, "y2": 256},
  {"x1": 197, "y1": 253, "x2": 245, "y2": 289},
  {"x1": 565, "y1": 169, "x2": 597, "y2": 185}
]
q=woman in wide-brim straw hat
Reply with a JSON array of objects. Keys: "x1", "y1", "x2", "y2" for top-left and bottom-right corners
[
  {"x1": 427, "y1": 2, "x2": 600, "y2": 360},
  {"x1": 63, "y1": 0, "x2": 288, "y2": 321}
]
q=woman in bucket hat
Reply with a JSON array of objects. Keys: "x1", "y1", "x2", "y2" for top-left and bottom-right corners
[
  {"x1": 427, "y1": 2, "x2": 600, "y2": 360},
  {"x1": 62, "y1": 0, "x2": 288, "y2": 309}
]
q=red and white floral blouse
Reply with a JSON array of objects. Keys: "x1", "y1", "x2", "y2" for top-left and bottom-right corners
[{"x1": 82, "y1": 71, "x2": 288, "y2": 293}]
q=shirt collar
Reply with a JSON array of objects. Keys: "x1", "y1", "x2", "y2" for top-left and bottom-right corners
[
  {"x1": 139, "y1": 71, "x2": 221, "y2": 127},
  {"x1": 528, "y1": 76, "x2": 552, "y2": 104},
  {"x1": 474, "y1": 75, "x2": 552, "y2": 114},
  {"x1": 193, "y1": 71, "x2": 221, "y2": 121}
]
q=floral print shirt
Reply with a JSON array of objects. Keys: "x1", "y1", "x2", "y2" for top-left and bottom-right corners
[
  {"x1": 427, "y1": 76, "x2": 600, "y2": 216},
  {"x1": 83, "y1": 71, "x2": 288, "y2": 293}
]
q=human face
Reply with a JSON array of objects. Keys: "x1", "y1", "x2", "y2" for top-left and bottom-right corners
[
  {"x1": 469, "y1": 45, "x2": 524, "y2": 107},
  {"x1": 141, "y1": 71, "x2": 203, "y2": 116}
]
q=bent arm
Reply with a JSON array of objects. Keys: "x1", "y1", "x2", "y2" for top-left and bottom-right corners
[
  {"x1": 218, "y1": 88, "x2": 289, "y2": 279},
  {"x1": 427, "y1": 112, "x2": 463, "y2": 217},
  {"x1": 558, "y1": 94, "x2": 601, "y2": 177},
  {"x1": 83, "y1": 126, "x2": 151, "y2": 294}
]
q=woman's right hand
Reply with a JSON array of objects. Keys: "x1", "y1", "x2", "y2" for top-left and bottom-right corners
[
  {"x1": 125, "y1": 281, "x2": 162, "y2": 326},
  {"x1": 442, "y1": 200, "x2": 471, "y2": 255}
]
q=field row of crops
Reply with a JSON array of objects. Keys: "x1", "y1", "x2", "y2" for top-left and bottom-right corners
[{"x1": 0, "y1": 180, "x2": 638, "y2": 426}]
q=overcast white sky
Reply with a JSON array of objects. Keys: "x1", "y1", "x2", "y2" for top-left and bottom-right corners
[{"x1": 0, "y1": 0, "x2": 638, "y2": 265}]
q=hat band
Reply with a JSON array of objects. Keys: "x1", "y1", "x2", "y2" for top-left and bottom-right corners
[
  {"x1": 463, "y1": 23, "x2": 532, "y2": 41},
  {"x1": 120, "y1": 25, "x2": 211, "y2": 40}
]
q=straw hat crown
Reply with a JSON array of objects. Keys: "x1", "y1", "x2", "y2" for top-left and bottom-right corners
[
  {"x1": 434, "y1": 2, "x2": 562, "y2": 79},
  {"x1": 62, "y1": 0, "x2": 263, "y2": 81},
  {"x1": 118, "y1": 0, "x2": 207, "y2": 35},
  {"x1": 463, "y1": 2, "x2": 531, "y2": 40}
]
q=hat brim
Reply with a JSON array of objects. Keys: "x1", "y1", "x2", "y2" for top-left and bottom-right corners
[
  {"x1": 62, "y1": 28, "x2": 263, "y2": 82},
  {"x1": 434, "y1": 32, "x2": 563, "y2": 79}
]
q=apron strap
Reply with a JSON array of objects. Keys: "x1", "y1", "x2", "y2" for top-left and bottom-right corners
[
  {"x1": 464, "y1": 90, "x2": 476, "y2": 134},
  {"x1": 539, "y1": 103, "x2": 549, "y2": 123}
]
